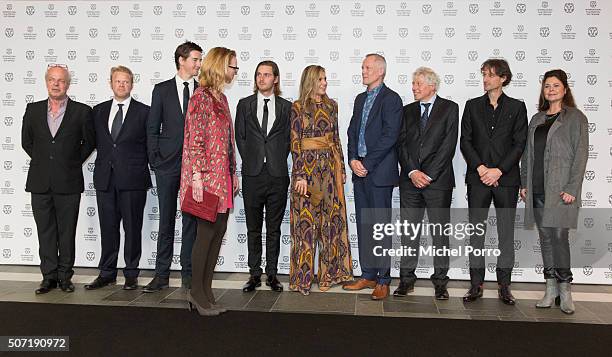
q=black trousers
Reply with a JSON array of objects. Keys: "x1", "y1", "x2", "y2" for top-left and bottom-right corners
[
  {"x1": 154, "y1": 171, "x2": 197, "y2": 278},
  {"x1": 96, "y1": 173, "x2": 147, "y2": 279},
  {"x1": 31, "y1": 192, "x2": 81, "y2": 281},
  {"x1": 467, "y1": 184, "x2": 518, "y2": 286},
  {"x1": 191, "y1": 213, "x2": 229, "y2": 307},
  {"x1": 242, "y1": 166, "x2": 289, "y2": 278},
  {"x1": 533, "y1": 194, "x2": 572, "y2": 282},
  {"x1": 399, "y1": 187, "x2": 452, "y2": 287}
]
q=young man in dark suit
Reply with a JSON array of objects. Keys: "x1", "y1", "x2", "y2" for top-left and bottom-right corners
[
  {"x1": 235, "y1": 61, "x2": 292, "y2": 293},
  {"x1": 21, "y1": 64, "x2": 95, "y2": 294},
  {"x1": 145, "y1": 41, "x2": 202, "y2": 292},
  {"x1": 85, "y1": 66, "x2": 151, "y2": 291},
  {"x1": 395, "y1": 67, "x2": 459, "y2": 300},
  {"x1": 460, "y1": 59, "x2": 528, "y2": 305},
  {"x1": 343, "y1": 54, "x2": 403, "y2": 300}
]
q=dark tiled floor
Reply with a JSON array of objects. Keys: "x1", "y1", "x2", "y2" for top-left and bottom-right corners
[{"x1": 2, "y1": 266, "x2": 612, "y2": 324}]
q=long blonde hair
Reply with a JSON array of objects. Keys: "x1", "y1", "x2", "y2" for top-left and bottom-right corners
[
  {"x1": 198, "y1": 47, "x2": 236, "y2": 92},
  {"x1": 297, "y1": 65, "x2": 333, "y2": 111}
]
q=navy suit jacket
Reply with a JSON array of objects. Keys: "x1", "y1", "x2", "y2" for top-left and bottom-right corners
[
  {"x1": 347, "y1": 83, "x2": 403, "y2": 187},
  {"x1": 146, "y1": 77, "x2": 198, "y2": 175},
  {"x1": 92, "y1": 98, "x2": 152, "y2": 191}
]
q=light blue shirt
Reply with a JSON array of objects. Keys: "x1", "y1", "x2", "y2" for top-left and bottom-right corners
[{"x1": 358, "y1": 83, "x2": 383, "y2": 157}]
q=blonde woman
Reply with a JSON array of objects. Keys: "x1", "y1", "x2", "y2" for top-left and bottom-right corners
[
  {"x1": 180, "y1": 47, "x2": 239, "y2": 316},
  {"x1": 289, "y1": 65, "x2": 353, "y2": 295}
]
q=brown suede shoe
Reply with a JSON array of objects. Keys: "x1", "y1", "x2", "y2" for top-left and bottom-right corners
[
  {"x1": 371, "y1": 284, "x2": 390, "y2": 300},
  {"x1": 342, "y1": 279, "x2": 377, "y2": 291}
]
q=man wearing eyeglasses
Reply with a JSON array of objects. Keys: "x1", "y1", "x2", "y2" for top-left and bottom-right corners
[
  {"x1": 22, "y1": 64, "x2": 95, "y2": 294},
  {"x1": 235, "y1": 61, "x2": 292, "y2": 293},
  {"x1": 145, "y1": 41, "x2": 202, "y2": 292}
]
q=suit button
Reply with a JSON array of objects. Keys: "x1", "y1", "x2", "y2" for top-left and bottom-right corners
[
  {"x1": 51, "y1": 140, "x2": 55, "y2": 144},
  {"x1": 113, "y1": 144, "x2": 117, "y2": 148},
  {"x1": 49, "y1": 155, "x2": 53, "y2": 159}
]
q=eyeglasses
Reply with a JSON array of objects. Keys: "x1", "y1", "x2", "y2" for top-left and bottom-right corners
[
  {"x1": 48, "y1": 63, "x2": 68, "y2": 69},
  {"x1": 228, "y1": 65, "x2": 239, "y2": 71}
]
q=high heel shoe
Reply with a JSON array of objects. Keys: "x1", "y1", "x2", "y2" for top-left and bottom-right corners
[{"x1": 186, "y1": 293, "x2": 220, "y2": 316}]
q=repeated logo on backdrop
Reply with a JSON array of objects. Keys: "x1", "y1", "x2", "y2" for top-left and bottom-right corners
[{"x1": 0, "y1": 0, "x2": 610, "y2": 283}]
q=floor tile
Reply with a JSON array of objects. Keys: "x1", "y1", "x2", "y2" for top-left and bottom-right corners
[
  {"x1": 383, "y1": 300, "x2": 438, "y2": 314},
  {"x1": 244, "y1": 290, "x2": 281, "y2": 311},
  {"x1": 272, "y1": 292, "x2": 356, "y2": 314},
  {"x1": 355, "y1": 300, "x2": 383, "y2": 316}
]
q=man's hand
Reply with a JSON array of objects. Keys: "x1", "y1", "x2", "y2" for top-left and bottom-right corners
[
  {"x1": 349, "y1": 159, "x2": 368, "y2": 177},
  {"x1": 481, "y1": 168, "x2": 502, "y2": 187},
  {"x1": 294, "y1": 179, "x2": 308, "y2": 196},
  {"x1": 410, "y1": 170, "x2": 431, "y2": 189},
  {"x1": 233, "y1": 175, "x2": 240, "y2": 196},
  {"x1": 519, "y1": 188, "x2": 528, "y2": 201},
  {"x1": 560, "y1": 191, "x2": 575, "y2": 204}
]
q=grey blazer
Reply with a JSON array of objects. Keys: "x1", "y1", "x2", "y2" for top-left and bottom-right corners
[{"x1": 520, "y1": 107, "x2": 589, "y2": 229}]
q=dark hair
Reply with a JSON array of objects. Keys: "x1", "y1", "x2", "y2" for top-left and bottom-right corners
[
  {"x1": 481, "y1": 58, "x2": 512, "y2": 86},
  {"x1": 538, "y1": 69, "x2": 576, "y2": 112},
  {"x1": 174, "y1": 41, "x2": 203, "y2": 70},
  {"x1": 253, "y1": 61, "x2": 282, "y2": 96}
]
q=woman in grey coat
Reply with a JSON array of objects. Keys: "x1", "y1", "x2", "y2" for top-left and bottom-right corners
[{"x1": 519, "y1": 69, "x2": 588, "y2": 314}]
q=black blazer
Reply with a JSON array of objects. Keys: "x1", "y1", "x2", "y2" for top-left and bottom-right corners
[
  {"x1": 460, "y1": 93, "x2": 528, "y2": 186},
  {"x1": 235, "y1": 93, "x2": 292, "y2": 177},
  {"x1": 398, "y1": 96, "x2": 459, "y2": 190},
  {"x1": 21, "y1": 98, "x2": 95, "y2": 194},
  {"x1": 92, "y1": 98, "x2": 152, "y2": 191},
  {"x1": 146, "y1": 77, "x2": 198, "y2": 175}
]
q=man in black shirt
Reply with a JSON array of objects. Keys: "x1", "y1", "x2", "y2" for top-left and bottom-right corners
[{"x1": 460, "y1": 59, "x2": 528, "y2": 305}]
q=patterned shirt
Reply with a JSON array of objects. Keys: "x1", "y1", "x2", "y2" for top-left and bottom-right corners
[
  {"x1": 47, "y1": 97, "x2": 68, "y2": 137},
  {"x1": 357, "y1": 83, "x2": 383, "y2": 157}
]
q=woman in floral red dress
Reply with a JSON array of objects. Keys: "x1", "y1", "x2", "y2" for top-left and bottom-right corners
[{"x1": 180, "y1": 47, "x2": 239, "y2": 316}]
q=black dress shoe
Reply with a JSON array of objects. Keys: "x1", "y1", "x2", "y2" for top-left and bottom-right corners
[
  {"x1": 266, "y1": 276, "x2": 283, "y2": 292},
  {"x1": 60, "y1": 279, "x2": 75, "y2": 293},
  {"x1": 84, "y1": 276, "x2": 116, "y2": 290},
  {"x1": 181, "y1": 275, "x2": 192, "y2": 289},
  {"x1": 463, "y1": 285, "x2": 483, "y2": 302},
  {"x1": 242, "y1": 277, "x2": 261, "y2": 292},
  {"x1": 498, "y1": 285, "x2": 516, "y2": 305},
  {"x1": 35, "y1": 279, "x2": 57, "y2": 294},
  {"x1": 392, "y1": 282, "x2": 414, "y2": 297},
  {"x1": 435, "y1": 286, "x2": 449, "y2": 300},
  {"x1": 123, "y1": 277, "x2": 138, "y2": 290},
  {"x1": 143, "y1": 276, "x2": 169, "y2": 293}
]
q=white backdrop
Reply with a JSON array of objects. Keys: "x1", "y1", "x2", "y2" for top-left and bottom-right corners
[{"x1": 1, "y1": 0, "x2": 611, "y2": 283}]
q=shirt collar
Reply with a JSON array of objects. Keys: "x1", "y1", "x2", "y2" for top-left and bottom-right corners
[
  {"x1": 175, "y1": 74, "x2": 193, "y2": 86},
  {"x1": 112, "y1": 96, "x2": 131, "y2": 107},
  {"x1": 420, "y1": 93, "x2": 437, "y2": 107},
  {"x1": 47, "y1": 97, "x2": 68, "y2": 112},
  {"x1": 257, "y1": 91, "x2": 274, "y2": 103},
  {"x1": 366, "y1": 83, "x2": 384, "y2": 96}
]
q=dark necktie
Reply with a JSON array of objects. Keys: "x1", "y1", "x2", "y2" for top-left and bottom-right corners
[
  {"x1": 262, "y1": 98, "x2": 270, "y2": 137},
  {"x1": 110, "y1": 103, "x2": 123, "y2": 141},
  {"x1": 420, "y1": 102, "x2": 431, "y2": 133},
  {"x1": 182, "y1": 81, "x2": 190, "y2": 116}
]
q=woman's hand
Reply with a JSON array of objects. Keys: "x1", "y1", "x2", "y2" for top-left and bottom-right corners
[
  {"x1": 192, "y1": 174, "x2": 203, "y2": 203},
  {"x1": 560, "y1": 191, "x2": 575, "y2": 204},
  {"x1": 233, "y1": 175, "x2": 240, "y2": 196},
  {"x1": 294, "y1": 179, "x2": 308, "y2": 196},
  {"x1": 519, "y1": 188, "x2": 528, "y2": 201},
  {"x1": 342, "y1": 173, "x2": 346, "y2": 184}
]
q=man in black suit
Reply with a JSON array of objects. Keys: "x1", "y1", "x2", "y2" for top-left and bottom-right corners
[
  {"x1": 395, "y1": 67, "x2": 459, "y2": 300},
  {"x1": 235, "y1": 61, "x2": 292, "y2": 293},
  {"x1": 21, "y1": 64, "x2": 95, "y2": 294},
  {"x1": 460, "y1": 59, "x2": 528, "y2": 305},
  {"x1": 145, "y1": 41, "x2": 202, "y2": 292},
  {"x1": 84, "y1": 66, "x2": 151, "y2": 291}
]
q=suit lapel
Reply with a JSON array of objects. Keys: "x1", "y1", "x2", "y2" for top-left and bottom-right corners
[
  {"x1": 268, "y1": 96, "x2": 283, "y2": 136},
  {"x1": 39, "y1": 101, "x2": 54, "y2": 139},
  {"x1": 53, "y1": 99, "x2": 72, "y2": 138},
  {"x1": 422, "y1": 97, "x2": 444, "y2": 137},
  {"x1": 114, "y1": 99, "x2": 136, "y2": 142},
  {"x1": 249, "y1": 95, "x2": 265, "y2": 137},
  {"x1": 168, "y1": 79, "x2": 183, "y2": 121},
  {"x1": 546, "y1": 109, "x2": 565, "y2": 142},
  {"x1": 100, "y1": 100, "x2": 114, "y2": 140}
]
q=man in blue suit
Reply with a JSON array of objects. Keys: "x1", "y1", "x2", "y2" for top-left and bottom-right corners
[
  {"x1": 85, "y1": 66, "x2": 151, "y2": 291},
  {"x1": 343, "y1": 54, "x2": 403, "y2": 300}
]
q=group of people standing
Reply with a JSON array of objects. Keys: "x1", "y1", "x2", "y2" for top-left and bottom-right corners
[{"x1": 22, "y1": 41, "x2": 588, "y2": 317}]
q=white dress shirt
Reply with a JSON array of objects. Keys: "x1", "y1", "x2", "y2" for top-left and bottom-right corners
[
  {"x1": 256, "y1": 91, "x2": 276, "y2": 135},
  {"x1": 108, "y1": 97, "x2": 132, "y2": 132},
  {"x1": 175, "y1": 75, "x2": 195, "y2": 114}
]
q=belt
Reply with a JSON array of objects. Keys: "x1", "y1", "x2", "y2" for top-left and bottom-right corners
[{"x1": 300, "y1": 133, "x2": 345, "y2": 203}]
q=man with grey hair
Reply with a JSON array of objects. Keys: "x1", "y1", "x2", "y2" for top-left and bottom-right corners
[
  {"x1": 344, "y1": 53, "x2": 403, "y2": 300},
  {"x1": 22, "y1": 64, "x2": 95, "y2": 294},
  {"x1": 395, "y1": 67, "x2": 459, "y2": 299}
]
